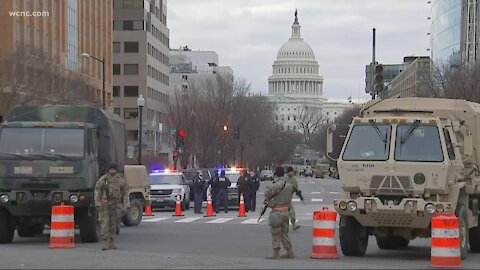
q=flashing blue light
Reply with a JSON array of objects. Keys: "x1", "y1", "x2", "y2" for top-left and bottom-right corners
[
  {"x1": 152, "y1": 169, "x2": 161, "y2": 173},
  {"x1": 151, "y1": 166, "x2": 164, "y2": 173}
]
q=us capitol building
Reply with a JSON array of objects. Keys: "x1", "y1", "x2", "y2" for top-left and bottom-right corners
[{"x1": 268, "y1": 11, "x2": 353, "y2": 132}]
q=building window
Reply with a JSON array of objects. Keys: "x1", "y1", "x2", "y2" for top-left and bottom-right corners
[
  {"x1": 124, "y1": 64, "x2": 139, "y2": 75},
  {"x1": 26, "y1": 25, "x2": 31, "y2": 48},
  {"x1": 113, "y1": 20, "x2": 122, "y2": 30},
  {"x1": 124, "y1": 86, "x2": 139, "y2": 97},
  {"x1": 113, "y1": 64, "x2": 121, "y2": 75},
  {"x1": 124, "y1": 42, "x2": 139, "y2": 53},
  {"x1": 124, "y1": 108, "x2": 139, "y2": 119},
  {"x1": 123, "y1": 20, "x2": 144, "y2": 31},
  {"x1": 113, "y1": 108, "x2": 121, "y2": 116},
  {"x1": 15, "y1": 20, "x2": 20, "y2": 47},
  {"x1": 113, "y1": 86, "x2": 120, "y2": 97},
  {"x1": 113, "y1": 42, "x2": 121, "y2": 53},
  {"x1": 288, "y1": 116, "x2": 290, "y2": 121}
]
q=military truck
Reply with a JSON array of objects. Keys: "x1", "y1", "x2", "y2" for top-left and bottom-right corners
[
  {"x1": 326, "y1": 98, "x2": 480, "y2": 258},
  {"x1": 121, "y1": 165, "x2": 150, "y2": 227},
  {"x1": 0, "y1": 105, "x2": 125, "y2": 243}
]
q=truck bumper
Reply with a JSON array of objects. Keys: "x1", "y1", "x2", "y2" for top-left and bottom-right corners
[{"x1": 334, "y1": 197, "x2": 454, "y2": 228}]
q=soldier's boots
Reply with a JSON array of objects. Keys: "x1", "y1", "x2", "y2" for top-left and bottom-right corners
[
  {"x1": 109, "y1": 238, "x2": 117, "y2": 250},
  {"x1": 265, "y1": 248, "x2": 280, "y2": 259},
  {"x1": 281, "y1": 247, "x2": 295, "y2": 259},
  {"x1": 102, "y1": 239, "x2": 109, "y2": 250}
]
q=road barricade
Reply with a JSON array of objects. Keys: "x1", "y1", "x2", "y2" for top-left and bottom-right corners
[
  {"x1": 311, "y1": 206, "x2": 338, "y2": 259},
  {"x1": 49, "y1": 203, "x2": 75, "y2": 248},
  {"x1": 237, "y1": 193, "x2": 247, "y2": 217},
  {"x1": 172, "y1": 193, "x2": 184, "y2": 217},
  {"x1": 205, "y1": 192, "x2": 216, "y2": 217},
  {"x1": 431, "y1": 212, "x2": 461, "y2": 268},
  {"x1": 144, "y1": 200, "x2": 154, "y2": 216}
]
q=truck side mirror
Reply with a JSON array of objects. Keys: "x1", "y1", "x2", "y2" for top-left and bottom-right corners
[{"x1": 326, "y1": 124, "x2": 337, "y2": 161}]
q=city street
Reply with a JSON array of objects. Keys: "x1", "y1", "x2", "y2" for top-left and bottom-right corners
[{"x1": 1, "y1": 176, "x2": 480, "y2": 269}]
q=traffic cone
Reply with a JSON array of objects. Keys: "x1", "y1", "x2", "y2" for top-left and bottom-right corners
[
  {"x1": 237, "y1": 193, "x2": 247, "y2": 217},
  {"x1": 431, "y1": 212, "x2": 461, "y2": 268},
  {"x1": 49, "y1": 203, "x2": 75, "y2": 249},
  {"x1": 311, "y1": 206, "x2": 338, "y2": 259},
  {"x1": 144, "y1": 200, "x2": 154, "y2": 216},
  {"x1": 172, "y1": 193, "x2": 184, "y2": 217},
  {"x1": 204, "y1": 192, "x2": 216, "y2": 217}
]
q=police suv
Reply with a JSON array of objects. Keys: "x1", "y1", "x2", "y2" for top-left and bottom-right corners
[{"x1": 148, "y1": 169, "x2": 191, "y2": 211}]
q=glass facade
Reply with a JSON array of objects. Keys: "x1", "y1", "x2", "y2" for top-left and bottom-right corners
[
  {"x1": 430, "y1": 0, "x2": 463, "y2": 66},
  {"x1": 66, "y1": 0, "x2": 79, "y2": 70}
]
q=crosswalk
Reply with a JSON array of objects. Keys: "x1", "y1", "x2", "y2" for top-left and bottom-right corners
[{"x1": 143, "y1": 216, "x2": 268, "y2": 225}]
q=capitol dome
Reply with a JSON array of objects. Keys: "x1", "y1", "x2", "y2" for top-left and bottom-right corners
[{"x1": 268, "y1": 11, "x2": 324, "y2": 99}]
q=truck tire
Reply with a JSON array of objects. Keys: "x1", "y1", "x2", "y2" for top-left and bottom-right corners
[
  {"x1": 339, "y1": 216, "x2": 368, "y2": 256},
  {"x1": 0, "y1": 209, "x2": 14, "y2": 243},
  {"x1": 469, "y1": 226, "x2": 480, "y2": 252},
  {"x1": 376, "y1": 236, "x2": 409, "y2": 250},
  {"x1": 122, "y1": 199, "x2": 143, "y2": 226},
  {"x1": 456, "y1": 203, "x2": 469, "y2": 259},
  {"x1": 79, "y1": 207, "x2": 100, "y2": 243},
  {"x1": 17, "y1": 224, "x2": 44, "y2": 237}
]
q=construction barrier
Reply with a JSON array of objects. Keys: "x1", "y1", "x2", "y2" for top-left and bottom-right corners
[
  {"x1": 172, "y1": 193, "x2": 184, "y2": 217},
  {"x1": 49, "y1": 203, "x2": 75, "y2": 248},
  {"x1": 311, "y1": 206, "x2": 338, "y2": 259},
  {"x1": 431, "y1": 212, "x2": 461, "y2": 268},
  {"x1": 144, "y1": 200, "x2": 154, "y2": 216},
  {"x1": 204, "y1": 192, "x2": 216, "y2": 217},
  {"x1": 237, "y1": 193, "x2": 247, "y2": 217}
]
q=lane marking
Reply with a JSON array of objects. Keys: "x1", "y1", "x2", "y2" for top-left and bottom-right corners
[
  {"x1": 207, "y1": 218, "x2": 234, "y2": 224},
  {"x1": 242, "y1": 218, "x2": 264, "y2": 224},
  {"x1": 311, "y1": 198, "x2": 324, "y2": 202},
  {"x1": 292, "y1": 198, "x2": 301, "y2": 202},
  {"x1": 330, "y1": 191, "x2": 340, "y2": 194},
  {"x1": 174, "y1": 217, "x2": 201, "y2": 223},
  {"x1": 143, "y1": 217, "x2": 169, "y2": 223},
  {"x1": 312, "y1": 192, "x2": 323, "y2": 194}
]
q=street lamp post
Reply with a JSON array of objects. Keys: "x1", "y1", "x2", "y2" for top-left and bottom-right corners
[
  {"x1": 81, "y1": 52, "x2": 106, "y2": 109},
  {"x1": 137, "y1": 95, "x2": 145, "y2": 165}
]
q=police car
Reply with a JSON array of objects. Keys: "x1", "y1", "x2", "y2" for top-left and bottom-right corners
[
  {"x1": 223, "y1": 168, "x2": 242, "y2": 206},
  {"x1": 148, "y1": 169, "x2": 191, "y2": 211}
]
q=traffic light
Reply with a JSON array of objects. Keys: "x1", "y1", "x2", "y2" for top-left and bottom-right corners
[
  {"x1": 223, "y1": 125, "x2": 228, "y2": 132},
  {"x1": 234, "y1": 127, "x2": 240, "y2": 140},
  {"x1": 176, "y1": 129, "x2": 186, "y2": 148},
  {"x1": 373, "y1": 63, "x2": 384, "y2": 93}
]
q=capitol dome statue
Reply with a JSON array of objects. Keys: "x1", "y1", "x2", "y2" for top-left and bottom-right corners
[{"x1": 268, "y1": 10, "x2": 325, "y2": 100}]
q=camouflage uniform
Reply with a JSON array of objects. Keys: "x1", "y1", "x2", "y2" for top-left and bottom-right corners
[
  {"x1": 94, "y1": 173, "x2": 128, "y2": 250},
  {"x1": 265, "y1": 177, "x2": 294, "y2": 259},
  {"x1": 286, "y1": 171, "x2": 300, "y2": 230}
]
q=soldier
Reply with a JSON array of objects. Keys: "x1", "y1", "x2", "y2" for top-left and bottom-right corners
[
  {"x1": 264, "y1": 166, "x2": 294, "y2": 259},
  {"x1": 286, "y1": 166, "x2": 302, "y2": 231},
  {"x1": 214, "y1": 170, "x2": 231, "y2": 213},
  {"x1": 94, "y1": 163, "x2": 129, "y2": 250},
  {"x1": 237, "y1": 170, "x2": 252, "y2": 211},
  {"x1": 193, "y1": 171, "x2": 206, "y2": 214}
]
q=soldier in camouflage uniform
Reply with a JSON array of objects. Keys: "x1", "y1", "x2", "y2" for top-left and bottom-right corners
[
  {"x1": 94, "y1": 163, "x2": 129, "y2": 250},
  {"x1": 286, "y1": 166, "x2": 301, "y2": 231},
  {"x1": 264, "y1": 166, "x2": 294, "y2": 259}
]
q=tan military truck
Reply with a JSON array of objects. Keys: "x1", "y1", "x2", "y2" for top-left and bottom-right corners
[
  {"x1": 121, "y1": 165, "x2": 150, "y2": 226},
  {"x1": 327, "y1": 98, "x2": 480, "y2": 258}
]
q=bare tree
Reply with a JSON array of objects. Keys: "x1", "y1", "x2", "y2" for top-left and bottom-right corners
[{"x1": 296, "y1": 106, "x2": 328, "y2": 145}]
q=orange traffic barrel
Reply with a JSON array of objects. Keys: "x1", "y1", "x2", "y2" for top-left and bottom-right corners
[
  {"x1": 311, "y1": 206, "x2": 338, "y2": 259},
  {"x1": 49, "y1": 203, "x2": 75, "y2": 248},
  {"x1": 431, "y1": 212, "x2": 461, "y2": 268}
]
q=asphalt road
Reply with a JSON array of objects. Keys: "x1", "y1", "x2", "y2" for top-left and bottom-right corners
[{"x1": 1, "y1": 176, "x2": 480, "y2": 269}]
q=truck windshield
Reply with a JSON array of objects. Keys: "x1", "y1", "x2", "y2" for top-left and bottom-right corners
[
  {"x1": 0, "y1": 127, "x2": 84, "y2": 158},
  {"x1": 395, "y1": 125, "x2": 444, "y2": 162},
  {"x1": 342, "y1": 124, "x2": 391, "y2": 161}
]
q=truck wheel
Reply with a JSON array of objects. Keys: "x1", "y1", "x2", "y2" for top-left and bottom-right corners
[
  {"x1": 469, "y1": 226, "x2": 480, "y2": 252},
  {"x1": 376, "y1": 236, "x2": 409, "y2": 250},
  {"x1": 17, "y1": 224, "x2": 44, "y2": 237},
  {"x1": 456, "y1": 203, "x2": 469, "y2": 259},
  {"x1": 339, "y1": 216, "x2": 368, "y2": 256},
  {"x1": 79, "y1": 207, "x2": 100, "y2": 243},
  {"x1": 121, "y1": 199, "x2": 143, "y2": 226},
  {"x1": 0, "y1": 209, "x2": 14, "y2": 243}
]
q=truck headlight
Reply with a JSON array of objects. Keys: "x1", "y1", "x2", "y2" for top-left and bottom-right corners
[
  {"x1": 69, "y1": 194, "x2": 79, "y2": 203},
  {"x1": 436, "y1": 204, "x2": 445, "y2": 212},
  {"x1": 347, "y1": 201, "x2": 357, "y2": 211},
  {"x1": 0, "y1": 194, "x2": 9, "y2": 203},
  {"x1": 173, "y1": 188, "x2": 183, "y2": 194},
  {"x1": 339, "y1": 201, "x2": 347, "y2": 210},
  {"x1": 424, "y1": 203, "x2": 436, "y2": 214}
]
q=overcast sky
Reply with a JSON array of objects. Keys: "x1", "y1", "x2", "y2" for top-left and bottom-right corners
[{"x1": 168, "y1": 0, "x2": 431, "y2": 102}]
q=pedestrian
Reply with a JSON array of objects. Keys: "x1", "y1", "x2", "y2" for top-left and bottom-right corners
[
  {"x1": 94, "y1": 163, "x2": 129, "y2": 250},
  {"x1": 193, "y1": 171, "x2": 206, "y2": 214},
  {"x1": 264, "y1": 166, "x2": 294, "y2": 259},
  {"x1": 214, "y1": 170, "x2": 231, "y2": 213},
  {"x1": 208, "y1": 171, "x2": 218, "y2": 210},
  {"x1": 286, "y1": 166, "x2": 301, "y2": 231},
  {"x1": 237, "y1": 169, "x2": 252, "y2": 211},
  {"x1": 249, "y1": 172, "x2": 260, "y2": 212}
]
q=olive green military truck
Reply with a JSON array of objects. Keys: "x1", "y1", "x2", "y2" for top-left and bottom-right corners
[
  {"x1": 0, "y1": 105, "x2": 125, "y2": 243},
  {"x1": 327, "y1": 98, "x2": 480, "y2": 259}
]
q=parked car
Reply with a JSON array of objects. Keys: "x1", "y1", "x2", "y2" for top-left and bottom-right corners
[
  {"x1": 148, "y1": 170, "x2": 191, "y2": 211},
  {"x1": 314, "y1": 164, "x2": 329, "y2": 179},
  {"x1": 260, "y1": 170, "x2": 274, "y2": 181},
  {"x1": 304, "y1": 166, "x2": 313, "y2": 177}
]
